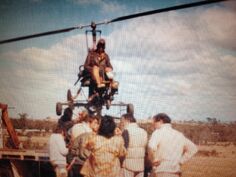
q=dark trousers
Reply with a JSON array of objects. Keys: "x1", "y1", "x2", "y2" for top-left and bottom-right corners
[{"x1": 68, "y1": 164, "x2": 83, "y2": 177}]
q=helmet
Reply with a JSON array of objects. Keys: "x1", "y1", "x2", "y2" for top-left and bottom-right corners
[
  {"x1": 97, "y1": 38, "x2": 105, "y2": 49},
  {"x1": 97, "y1": 38, "x2": 105, "y2": 44}
]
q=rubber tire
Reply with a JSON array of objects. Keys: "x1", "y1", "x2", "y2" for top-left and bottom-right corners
[
  {"x1": 56, "y1": 102, "x2": 62, "y2": 116},
  {"x1": 127, "y1": 103, "x2": 134, "y2": 115},
  {"x1": 67, "y1": 89, "x2": 73, "y2": 102}
]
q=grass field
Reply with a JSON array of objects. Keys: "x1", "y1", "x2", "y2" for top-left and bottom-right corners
[{"x1": 182, "y1": 145, "x2": 236, "y2": 177}]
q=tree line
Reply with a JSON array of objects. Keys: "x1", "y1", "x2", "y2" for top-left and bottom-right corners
[{"x1": 8, "y1": 114, "x2": 236, "y2": 145}]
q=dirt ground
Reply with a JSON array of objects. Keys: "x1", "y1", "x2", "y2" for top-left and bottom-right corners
[{"x1": 181, "y1": 145, "x2": 236, "y2": 177}]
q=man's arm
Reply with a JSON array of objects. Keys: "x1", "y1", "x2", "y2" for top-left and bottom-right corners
[
  {"x1": 57, "y1": 135, "x2": 69, "y2": 156},
  {"x1": 148, "y1": 129, "x2": 160, "y2": 150},
  {"x1": 180, "y1": 136, "x2": 198, "y2": 164},
  {"x1": 147, "y1": 129, "x2": 160, "y2": 163}
]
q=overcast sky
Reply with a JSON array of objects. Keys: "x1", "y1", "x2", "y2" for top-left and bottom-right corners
[{"x1": 0, "y1": 0, "x2": 235, "y2": 121}]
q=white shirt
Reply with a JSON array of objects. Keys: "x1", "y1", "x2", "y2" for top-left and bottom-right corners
[
  {"x1": 123, "y1": 123, "x2": 148, "y2": 171},
  {"x1": 71, "y1": 122, "x2": 92, "y2": 140},
  {"x1": 49, "y1": 133, "x2": 68, "y2": 166},
  {"x1": 148, "y1": 124, "x2": 198, "y2": 173}
]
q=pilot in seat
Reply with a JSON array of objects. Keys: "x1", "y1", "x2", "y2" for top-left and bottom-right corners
[{"x1": 84, "y1": 38, "x2": 118, "y2": 90}]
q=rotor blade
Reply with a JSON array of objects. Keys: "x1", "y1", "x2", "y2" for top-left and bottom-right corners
[
  {"x1": 0, "y1": 27, "x2": 78, "y2": 44},
  {"x1": 0, "y1": 24, "x2": 90, "y2": 44},
  {"x1": 110, "y1": 0, "x2": 229, "y2": 23}
]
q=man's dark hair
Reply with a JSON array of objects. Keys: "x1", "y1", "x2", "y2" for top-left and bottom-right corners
[
  {"x1": 122, "y1": 113, "x2": 136, "y2": 123},
  {"x1": 61, "y1": 107, "x2": 73, "y2": 122},
  {"x1": 153, "y1": 113, "x2": 171, "y2": 123},
  {"x1": 98, "y1": 115, "x2": 116, "y2": 138}
]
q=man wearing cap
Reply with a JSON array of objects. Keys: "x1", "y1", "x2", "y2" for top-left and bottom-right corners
[{"x1": 84, "y1": 38, "x2": 114, "y2": 88}]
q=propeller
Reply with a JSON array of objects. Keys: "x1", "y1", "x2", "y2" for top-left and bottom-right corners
[{"x1": 0, "y1": 0, "x2": 230, "y2": 45}]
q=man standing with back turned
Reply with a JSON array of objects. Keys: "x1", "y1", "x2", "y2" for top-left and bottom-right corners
[
  {"x1": 148, "y1": 113, "x2": 198, "y2": 177},
  {"x1": 120, "y1": 113, "x2": 148, "y2": 177}
]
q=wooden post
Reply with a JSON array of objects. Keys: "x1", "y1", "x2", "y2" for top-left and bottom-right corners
[{"x1": 0, "y1": 103, "x2": 20, "y2": 149}]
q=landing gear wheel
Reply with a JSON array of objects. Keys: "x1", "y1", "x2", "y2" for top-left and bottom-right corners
[
  {"x1": 127, "y1": 103, "x2": 134, "y2": 115},
  {"x1": 67, "y1": 89, "x2": 73, "y2": 102},
  {"x1": 56, "y1": 102, "x2": 62, "y2": 116}
]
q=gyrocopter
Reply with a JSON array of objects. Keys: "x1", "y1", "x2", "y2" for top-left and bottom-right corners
[{"x1": 55, "y1": 22, "x2": 134, "y2": 116}]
